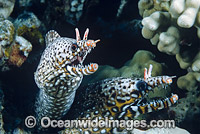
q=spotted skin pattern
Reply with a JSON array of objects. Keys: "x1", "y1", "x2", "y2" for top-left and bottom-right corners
[
  {"x1": 62, "y1": 65, "x2": 178, "y2": 133},
  {"x1": 34, "y1": 28, "x2": 100, "y2": 120}
]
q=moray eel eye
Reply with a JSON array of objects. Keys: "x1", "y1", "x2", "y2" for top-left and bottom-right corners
[
  {"x1": 136, "y1": 80, "x2": 148, "y2": 92},
  {"x1": 71, "y1": 43, "x2": 78, "y2": 52}
]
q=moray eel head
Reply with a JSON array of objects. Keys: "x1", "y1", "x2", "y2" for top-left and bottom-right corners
[{"x1": 45, "y1": 28, "x2": 100, "y2": 77}]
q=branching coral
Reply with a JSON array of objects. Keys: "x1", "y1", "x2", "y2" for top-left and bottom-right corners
[
  {"x1": 138, "y1": 0, "x2": 200, "y2": 91},
  {"x1": 138, "y1": 0, "x2": 170, "y2": 17},
  {"x1": 169, "y1": 0, "x2": 200, "y2": 29},
  {"x1": 141, "y1": 11, "x2": 181, "y2": 55}
]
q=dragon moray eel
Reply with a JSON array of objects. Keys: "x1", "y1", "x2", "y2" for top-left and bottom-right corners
[
  {"x1": 34, "y1": 28, "x2": 100, "y2": 121},
  {"x1": 61, "y1": 65, "x2": 178, "y2": 133}
]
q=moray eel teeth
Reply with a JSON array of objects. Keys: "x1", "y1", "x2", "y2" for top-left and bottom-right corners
[{"x1": 66, "y1": 63, "x2": 98, "y2": 77}]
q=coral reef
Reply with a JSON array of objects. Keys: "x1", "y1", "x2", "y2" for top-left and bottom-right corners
[
  {"x1": 138, "y1": 0, "x2": 200, "y2": 92},
  {"x1": 168, "y1": 91, "x2": 200, "y2": 124},
  {"x1": 14, "y1": 12, "x2": 41, "y2": 37},
  {"x1": 177, "y1": 72, "x2": 200, "y2": 91},
  {"x1": 13, "y1": 12, "x2": 44, "y2": 57},
  {"x1": 0, "y1": 0, "x2": 15, "y2": 19},
  {"x1": 0, "y1": 19, "x2": 15, "y2": 71},
  {"x1": 0, "y1": 20, "x2": 14, "y2": 47},
  {"x1": 167, "y1": 90, "x2": 200, "y2": 134},
  {"x1": 8, "y1": 36, "x2": 32, "y2": 67},
  {"x1": 169, "y1": 0, "x2": 200, "y2": 29},
  {"x1": 40, "y1": 0, "x2": 100, "y2": 27},
  {"x1": 138, "y1": 0, "x2": 170, "y2": 17},
  {"x1": 64, "y1": 0, "x2": 85, "y2": 24},
  {"x1": 0, "y1": 11, "x2": 43, "y2": 71}
]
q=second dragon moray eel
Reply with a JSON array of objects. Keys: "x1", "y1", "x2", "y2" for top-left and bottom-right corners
[
  {"x1": 61, "y1": 65, "x2": 178, "y2": 133},
  {"x1": 34, "y1": 28, "x2": 100, "y2": 121}
]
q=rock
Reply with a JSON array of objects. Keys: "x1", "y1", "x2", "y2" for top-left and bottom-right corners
[{"x1": 0, "y1": 0, "x2": 15, "y2": 19}]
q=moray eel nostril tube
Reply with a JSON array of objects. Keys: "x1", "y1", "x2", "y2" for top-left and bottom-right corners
[{"x1": 34, "y1": 28, "x2": 100, "y2": 121}]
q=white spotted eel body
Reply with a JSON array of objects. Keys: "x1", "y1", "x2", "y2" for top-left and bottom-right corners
[
  {"x1": 62, "y1": 65, "x2": 178, "y2": 134},
  {"x1": 34, "y1": 28, "x2": 100, "y2": 121}
]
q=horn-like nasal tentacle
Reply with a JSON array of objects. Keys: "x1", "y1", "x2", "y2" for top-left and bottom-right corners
[
  {"x1": 95, "y1": 39, "x2": 100, "y2": 43},
  {"x1": 75, "y1": 28, "x2": 81, "y2": 41},
  {"x1": 148, "y1": 64, "x2": 153, "y2": 77},
  {"x1": 83, "y1": 28, "x2": 89, "y2": 40}
]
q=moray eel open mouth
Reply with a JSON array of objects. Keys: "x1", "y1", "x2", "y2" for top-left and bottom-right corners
[
  {"x1": 68, "y1": 47, "x2": 93, "y2": 66},
  {"x1": 70, "y1": 55, "x2": 84, "y2": 66},
  {"x1": 66, "y1": 40, "x2": 100, "y2": 76},
  {"x1": 67, "y1": 50, "x2": 99, "y2": 76},
  {"x1": 65, "y1": 28, "x2": 100, "y2": 76}
]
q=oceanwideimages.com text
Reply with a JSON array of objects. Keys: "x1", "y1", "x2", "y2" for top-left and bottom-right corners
[{"x1": 25, "y1": 116, "x2": 175, "y2": 130}]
